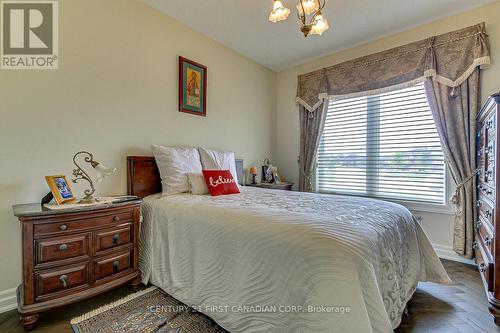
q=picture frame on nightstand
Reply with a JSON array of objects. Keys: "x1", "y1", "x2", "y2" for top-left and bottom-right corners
[{"x1": 45, "y1": 175, "x2": 76, "y2": 204}]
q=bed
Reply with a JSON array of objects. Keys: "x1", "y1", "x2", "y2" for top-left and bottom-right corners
[{"x1": 127, "y1": 156, "x2": 450, "y2": 333}]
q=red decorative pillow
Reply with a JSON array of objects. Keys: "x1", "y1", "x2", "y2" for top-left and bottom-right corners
[{"x1": 202, "y1": 170, "x2": 240, "y2": 196}]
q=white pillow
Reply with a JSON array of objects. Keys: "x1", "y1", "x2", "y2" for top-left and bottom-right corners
[
  {"x1": 188, "y1": 173, "x2": 209, "y2": 195},
  {"x1": 198, "y1": 147, "x2": 239, "y2": 187},
  {"x1": 151, "y1": 144, "x2": 203, "y2": 195}
]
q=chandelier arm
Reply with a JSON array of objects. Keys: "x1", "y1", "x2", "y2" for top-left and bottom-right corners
[
  {"x1": 310, "y1": 1, "x2": 325, "y2": 24},
  {"x1": 310, "y1": 11, "x2": 320, "y2": 23},
  {"x1": 299, "y1": 0, "x2": 307, "y2": 24},
  {"x1": 319, "y1": 0, "x2": 326, "y2": 11}
]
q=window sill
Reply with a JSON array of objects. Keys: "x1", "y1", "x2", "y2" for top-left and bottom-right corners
[
  {"x1": 318, "y1": 190, "x2": 454, "y2": 215},
  {"x1": 391, "y1": 200, "x2": 455, "y2": 215}
]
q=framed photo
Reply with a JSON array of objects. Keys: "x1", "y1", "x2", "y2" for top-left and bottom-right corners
[
  {"x1": 45, "y1": 175, "x2": 76, "y2": 204},
  {"x1": 272, "y1": 167, "x2": 281, "y2": 184},
  {"x1": 262, "y1": 165, "x2": 271, "y2": 182},
  {"x1": 179, "y1": 56, "x2": 207, "y2": 116}
]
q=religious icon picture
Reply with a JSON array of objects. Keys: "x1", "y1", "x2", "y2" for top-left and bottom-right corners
[{"x1": 179, "y1": 56, "x2": 207, "y2": 116}]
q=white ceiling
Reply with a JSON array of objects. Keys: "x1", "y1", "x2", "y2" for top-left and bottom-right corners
[{"x1": 142, "y1": 0, "x2": 497, "y2": 71}]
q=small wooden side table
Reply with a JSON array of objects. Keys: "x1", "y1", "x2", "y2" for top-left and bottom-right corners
[
  {"x1": 246, "y1": 182, "x2": 294, "y2": 191},
  {"x1": 12, "y1": 198, "x2": 142, "y2": 330}
]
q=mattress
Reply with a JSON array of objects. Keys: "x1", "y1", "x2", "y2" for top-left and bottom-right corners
[{"x1": 139, "y1": 187, "x2": 450, "y2": 333}]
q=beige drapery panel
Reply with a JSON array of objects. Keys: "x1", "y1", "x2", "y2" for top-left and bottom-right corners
[
  {"x1": 299, "y1": 102, "x2": 328, "y2": 192},
  {"x1": 424, "y1": 69, "x2": 480, "y2": 259},
  {"x1": 296, "y1": 23, "x2": 490, "y2": 112},
  {"x1": 296, "y1": 23, "x2": 490, "y2": 257}
]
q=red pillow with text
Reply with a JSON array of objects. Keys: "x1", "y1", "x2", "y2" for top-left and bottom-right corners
[{"x1": 202, "y1": 170, "x2": 240, "y2": 196}]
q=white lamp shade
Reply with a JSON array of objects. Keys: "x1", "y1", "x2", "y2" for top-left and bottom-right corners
[
  {"x1": 269, "y1": 0, "x2": 290, "y2": 23},
  {"x1": 94, "y1": 163, "x2": 117, "y2": 183},
  {"x1": 310, "y1": 14, "x2": 329, "y2": 35},
  {"x1": 296, "y1": 0, "x2": 320, "y2": 16}
]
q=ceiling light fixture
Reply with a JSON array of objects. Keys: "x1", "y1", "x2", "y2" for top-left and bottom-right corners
[{"x1": 269, "y1": 0, "x2": 329, "y2": 37}]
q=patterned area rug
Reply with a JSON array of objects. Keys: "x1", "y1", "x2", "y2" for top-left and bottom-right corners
[{"x1": 71, "y1": 287, "x2": 227, "y2": 333}]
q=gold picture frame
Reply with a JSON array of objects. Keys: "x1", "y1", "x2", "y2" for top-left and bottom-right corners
[{"x1": 45, "y1": 175, "x2": 76, "y2": 204}]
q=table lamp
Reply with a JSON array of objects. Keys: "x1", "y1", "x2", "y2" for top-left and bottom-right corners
[
  {"x1": 249, "y1": 166, "x2": 258, "y2": 185},
  {"x1": 72, "y1": 151, "x2": 117, "y2": 204}
]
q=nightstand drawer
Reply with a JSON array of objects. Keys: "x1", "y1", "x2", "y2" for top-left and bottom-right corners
[
  {"x1": 35, "y1": 234, "x2": 90, "y2": 265},
  {"x1": 36, "y1": 263, "x2": 89, "y2": 299},
  {"x1": 96, "y1": 226, "x2": 132, "y2": 252},
  {"x1": 95, "y1": 251, "x2": 132, "y2": 282},
  {"x1": 33, "y1": 210, "x2": 133, "y2": 236}
]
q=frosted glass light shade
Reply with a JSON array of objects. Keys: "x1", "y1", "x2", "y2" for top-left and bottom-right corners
[
  {"x1": 296, "y1": 0, "x2": 320, "y2": 16},
  {"x1": 93, "y1": 163, "x2": 117, "y2": 183},
  {"x1": 269, "y1": 0, "x2": 291, "y2": 23},
  {"x1": 310, "y1": 14, "x2": 329, "y2": 35}
]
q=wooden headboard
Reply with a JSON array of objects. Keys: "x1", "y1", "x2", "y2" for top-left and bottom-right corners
[
  {"x1": 127, "y1": 156, "x2": 161, "y2": 198},
  {"x1": 127, "y1": 156, "x2": 244, "y2": 197}
]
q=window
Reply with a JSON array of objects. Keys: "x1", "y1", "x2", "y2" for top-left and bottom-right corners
[{"x1": 317, "y1": 84, "x2": 445, "y2": 205}]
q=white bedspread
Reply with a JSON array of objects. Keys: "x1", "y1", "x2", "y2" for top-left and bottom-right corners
[{"x1": 139, "y1": 187, "x2": 450, "y2": 333}]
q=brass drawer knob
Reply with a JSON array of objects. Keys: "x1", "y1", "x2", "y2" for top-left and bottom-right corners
[
  {"x1": 59, "y1": 244, "x2": 68, "y2": 251},
  {"x1": 112, "y1": 234, "x2": 120, "y2": 244},
  {"x1": 113, "y1": 260, "x2": 119, "y2": 271},
  {"x1": 59, "y1": 224, "x2": 68, "y2": 231},
  {"x1": 113, "y1": 216, "x2": 120, "y2": 222},
  {"x1": 60, "y1": 275, "x2": 68, "y2": 288},
  {"x1": 476, "y1": 221, "x2": 482, "y2": 230},
  {"x1": 479, "y1": 263, "x2": 487, "y2": 273}
]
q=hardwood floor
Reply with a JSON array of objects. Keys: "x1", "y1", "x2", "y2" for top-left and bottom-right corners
[
  {"x1": 396, "y1": 259, "x2": 500, "y2": 333},
  {"x1": 0, "y1": 259, "x2": 498, "y2": 332}
]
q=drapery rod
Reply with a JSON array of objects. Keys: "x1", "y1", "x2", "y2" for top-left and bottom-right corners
[{"x1": 298, "y1": 30, "x2": 487, "y2": 79}]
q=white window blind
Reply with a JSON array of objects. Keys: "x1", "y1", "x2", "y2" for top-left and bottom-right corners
[{"x1": 317, "y1": 84, "x2": 445, "y2": 204}]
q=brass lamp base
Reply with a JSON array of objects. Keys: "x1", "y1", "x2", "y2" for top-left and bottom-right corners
[{"x1": 78, "y1": 196, "x2": 99, "y2": 204}]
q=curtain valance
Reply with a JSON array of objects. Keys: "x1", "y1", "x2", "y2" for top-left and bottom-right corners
[{"x1": 296, "y1": 23, "x2": 490, "y2": 112}]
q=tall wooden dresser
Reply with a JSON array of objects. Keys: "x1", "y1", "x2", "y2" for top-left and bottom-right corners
[{"x1": 476, "y1": 92, "x2": 500, "y2": 324}]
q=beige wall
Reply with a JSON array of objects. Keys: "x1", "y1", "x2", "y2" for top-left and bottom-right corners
[
  {"x1": 1, "y1": 0, "x2": 498, "y2": 297},
  {"x1": 275, "y1": 2, "x2": 500, "y2": 254},
  {"x1": 0, "y1": 0, "x2": 276, "y2": 292}
]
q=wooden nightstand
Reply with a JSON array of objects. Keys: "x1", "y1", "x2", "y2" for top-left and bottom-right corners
[
  {"x1": 12, "y1": 199, "x2": 142, "y2": 330},
  {"x1": 246, "y1": 182, "x2": 294, "y2": 191}
]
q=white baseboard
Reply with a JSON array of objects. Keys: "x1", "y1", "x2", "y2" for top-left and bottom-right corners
[
  {"x1": 0, "y1": 287, "x2": 17, "y2": 314},
  {"x1": 433, "y1": 243, "x2": 475, "y2": 265}
]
